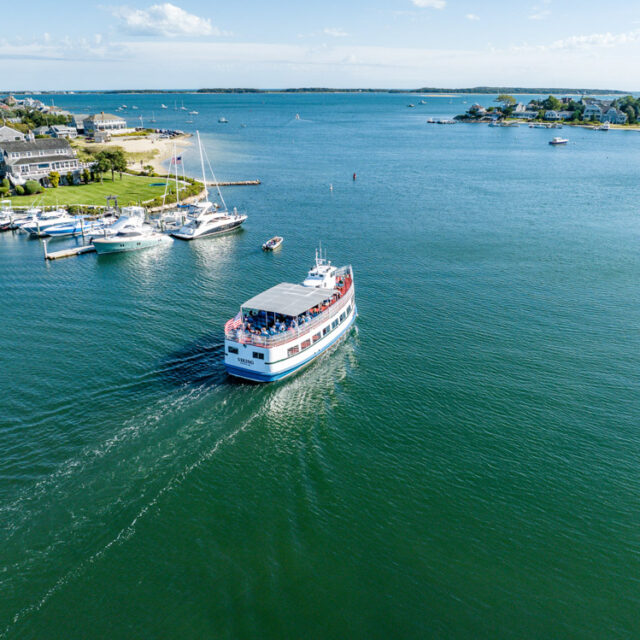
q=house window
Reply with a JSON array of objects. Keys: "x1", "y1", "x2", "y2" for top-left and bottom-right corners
[
  {"x1": 301, "y1": 339, "x2": 311, "y2": 350},
  {"x1": 252, "y1": 351, "x2": 264, "y2": 360},
  {"x1": 287, "y1": 345, "x2": 299, "y2": 357},
  {"x1": 312, "y1": 332, "x2": 321, "y2": 342},
  {"x1": 228, "y1": 346, "x2": 238, "y2": 354}
]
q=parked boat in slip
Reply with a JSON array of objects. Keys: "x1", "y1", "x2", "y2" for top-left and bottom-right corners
[
  {"x1": 92, "y1": 208, "x2": 172, "y2": 254},
  {"x1": 224, "y1": 248, "x2": 356, "y2": 382},
  {"x1": 21, "y1": 209, "x2": 75, "y2": 236}
]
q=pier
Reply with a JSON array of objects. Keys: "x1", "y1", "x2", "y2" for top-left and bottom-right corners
[
  {"x1": 43, "y1": 240, "x2": 96, "y2": 261},
  {"x1": 205, "y1": 180, "x2": 261, "y2": 186}
]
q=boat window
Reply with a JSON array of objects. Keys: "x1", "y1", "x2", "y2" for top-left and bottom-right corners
[
  {"x1": 287, "y1": 345, "x2": 299, "y2": 357},
  {"x1": 312, "y1": 333, "x2": 321, "y2": 342},
  {"x1": 347, "y1": 305, "x2": 351, "y2": 314},
  {"x1": 301, "y1": 339, "x2": 311, "y2": 350},
  {"x1": 339, "y1": 312, "x2": 346, "y2": 322},
  {"x1": 331, "y1": 319, "x2": 339, "y2": 329},
  {"x1": 252, "y1": 351, "x2": 264, "y2": 360},
  {"x1": 228, "y1": 346, "x2": 238, "y2": 354},
  {"x1": 322, "y1": 327, "x2": 329, "y2": 336}
]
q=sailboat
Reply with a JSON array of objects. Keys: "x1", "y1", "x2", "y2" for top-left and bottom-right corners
[
  {"x1": 171, "y1": 131, "x2": 247, "y2": 241},
  {"x1": 180, "y1": 100, "x2": 187, "y2": 111},
  {"x1": 150, "y1": 111, "x2": 156, "y2": 123}
]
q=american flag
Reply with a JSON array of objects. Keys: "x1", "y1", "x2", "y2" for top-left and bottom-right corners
[
  {"x1": 225, "y1": 312, "x2": 243, "y2": 333},
  {"x1": 171, "y1": 156, "x2": 182, "y2": 165}
]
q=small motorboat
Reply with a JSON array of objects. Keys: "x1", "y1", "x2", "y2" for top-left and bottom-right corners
[
  {"x1": 407, "y1": 104, "x2": 415, "y2": 108},
  {"x1": 189, "y1": 110, "x2": 198, "y2": 115},
  {"x1": 262, "y1": 236, "x2": 283, "y2": 251},
  {"x1": 161, "y1": 104, "x2": 168, "y2": 109},
  {"x1": 218, "y1": 117, "x2": 228, "y2": 123},
  {"x1": 549, "y1": 137, "x2": 569, "y2": 145}
]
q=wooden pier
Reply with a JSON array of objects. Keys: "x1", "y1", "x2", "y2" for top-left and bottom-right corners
[
  {"x1": 205, "y1": 180, "x2": 261, "y2": 187},
  {"x1": 43, "y1": 240, "x2": 96, "y2": 261}
]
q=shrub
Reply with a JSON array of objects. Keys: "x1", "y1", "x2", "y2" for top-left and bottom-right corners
[
  {"x1": 0, "y1": 187, "x2": 8, "y2": 197},
  {"x1": 24, "y1": 180, "x2": 43, "y2": 195},
  {"x1": 49, "y1": 171, "x2": 60, "y2": 188},
  {"x1": 15, "y1": 185, "x2": 25, "y2": 195}
]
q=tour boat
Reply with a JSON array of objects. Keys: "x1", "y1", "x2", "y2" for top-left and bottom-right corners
[
  {"x1": 171, "y1": 131, "x2": 247, "y2": 240},
  {"x1": 92, "y1": 215, "x2": 172, "y2": 254},
  {"x1": 224, "y1": 248, "x2": 356, "y2": 382},
  {"x1": 549, "y1": 137, "x2": 569, "y2": 145},
  {"x1": 262, "y1": 236, "x2": 283, "y2": 251}
]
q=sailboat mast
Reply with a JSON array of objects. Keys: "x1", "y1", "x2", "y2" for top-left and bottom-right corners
[
  {"x1": 197, "y1": 131, "x2": 207, "y2": 197},
  {"x1": 173, "y1": 141, "x2": 180, "y2": 207}
]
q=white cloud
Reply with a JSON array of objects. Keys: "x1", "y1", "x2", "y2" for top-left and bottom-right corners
[
  {"x1": 323, "y1": 27, "x2": 349, "y2": 38},
  {"x1": 528, "y1": 7, "x2": 551, "y2": 20},
  {"x1": 543, "y1": 29, "x2": 640, "y2": 50},
  {"x1": 465, "y1": 13, "x2": 480, "y2": 21},
  {"x1": 112, "y1": 3, "x2": 223, "y2": 37},
  {"x1": 411, "y1": 0, "x2": 446, "y2": 9}
]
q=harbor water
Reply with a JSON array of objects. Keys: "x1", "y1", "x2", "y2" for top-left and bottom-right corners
[{"x1": 1, "y1": 93, "x2": 640, "y2": 638}]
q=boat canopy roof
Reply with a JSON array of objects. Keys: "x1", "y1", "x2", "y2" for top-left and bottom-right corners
[{"x1": 242, "y1": 282, "x2": 337, "y2": 317}]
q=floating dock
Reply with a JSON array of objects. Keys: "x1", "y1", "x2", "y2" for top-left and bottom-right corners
[{"x1": 43, "y1": 241, "x2": 97, "y2": 261}]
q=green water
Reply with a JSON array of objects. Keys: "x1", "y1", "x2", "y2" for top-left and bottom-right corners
[{"x1": 1, "y1": 93, "x2": 640, "y2": 639}]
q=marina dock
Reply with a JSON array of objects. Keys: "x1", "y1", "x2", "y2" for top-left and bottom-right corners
[
  {"x1": 43, "y1": 241, "x2": 97, "y2": 261},
  {"x1": 205, "y1": 180, "x2": 261, "y2": 186}
]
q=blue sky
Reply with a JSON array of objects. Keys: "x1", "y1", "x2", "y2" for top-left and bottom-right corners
[{"x1": 3, "y1": 0, "x2": 640, "y2": 89}]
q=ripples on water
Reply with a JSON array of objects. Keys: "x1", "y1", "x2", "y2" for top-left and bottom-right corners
[{"x1": 2, "y1": 92, "x2": 640, "y2": 638}]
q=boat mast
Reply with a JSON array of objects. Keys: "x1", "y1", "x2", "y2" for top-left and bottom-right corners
[
  {"x1": 196, "y1": 131, "x2": 208, "y2": 201},
  {"x1": 173, "y1": 141, "x2": 180, "y2": 207}
]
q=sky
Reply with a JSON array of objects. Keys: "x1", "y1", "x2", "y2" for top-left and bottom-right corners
[{"x1": 3, "y1": 0, "x2": 640, "y2": 90}]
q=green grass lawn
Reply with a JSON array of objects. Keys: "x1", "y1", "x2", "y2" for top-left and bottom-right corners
[{"x1": 8, "y1": 174, "x2": 171, "y2": 207}]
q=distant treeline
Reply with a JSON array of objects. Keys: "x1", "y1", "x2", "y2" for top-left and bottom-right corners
[{"x1": 3, "y1": 87, "x2": 630, "y2": 95}]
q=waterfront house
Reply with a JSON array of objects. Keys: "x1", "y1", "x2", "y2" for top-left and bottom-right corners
[
  {"x1": 49, "y1": 125, "x2": 78, "y2": 139},
  {"x1": 603, "y1": 107, "x2": 627, "y2": 124},
  {"x1": 583, "y1": 103, "x2": 603, "y2": 120},
  {"x1": 71, "y1": 114, "x2": 89, "y2": 134},
  {"x1": 83, "y1": 112, "x2": 127, "y2": 135},
  {"x1": 32, "y1": 126, "x2": 51, "y2": 136},
  {"x1": 0, "y1": 138, "x2": 80, "y2": 184},
  {"x1": 0, "y1": 125, "x2": 26, "y2": 142}
]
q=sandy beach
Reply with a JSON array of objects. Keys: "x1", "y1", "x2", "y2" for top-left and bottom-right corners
[{"x1": 74, "y1": 133, "x2": 193, "y2": 174}]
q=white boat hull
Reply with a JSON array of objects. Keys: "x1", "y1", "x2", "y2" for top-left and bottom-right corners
[
  {"x1": 92, "y1": 234, "x2": 172, "y2": 254},
  {"x1": 171, "y1": 216, "x2": 246, "y2": 241},
  {"x1": 225, "y1": 291, "x2": 356, "y2": 382}
]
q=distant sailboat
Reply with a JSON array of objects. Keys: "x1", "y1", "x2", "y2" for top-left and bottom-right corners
[
  {"x1": 180, "y1": 100, "x2": 187, "y2": 111},
  {"x1": 295, "y1": 113, "x2": 301, "y2": 120},
  {"x1": 150, "y1": 111, "x2": 156, "y2": 123}
]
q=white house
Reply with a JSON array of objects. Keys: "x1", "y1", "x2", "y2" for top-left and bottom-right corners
[
  {"x1": 0, "y1": 138, "x2": 80, "y2": 183},
  {"x1": 49, "y1": 125, "x2": 78, "y2": 139},
  {"x1": 545, "y1": 110, "x2": 561, "y2": 120},
  {"x1": 583, "y1": 103, "x2": 603, "y2": 120},
  {"x1": 83, "y1": 112, "x2": 127, "y2": 135}
]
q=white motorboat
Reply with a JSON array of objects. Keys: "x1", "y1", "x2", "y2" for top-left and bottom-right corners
[
  {"x1": 262, "y1": 236, "x2": 283, "y2": 251},
  {"x1": 224, "y1": 247, "x2": 356, "y2": 382},
  {"x1": 21, "y1": 209, "x2": 75, "y2": 236},
  {"x1": 218, "y1": 117, "x2": 228, "y2": 123},
  {"x1": 189, "y1": 110, "x2": 198, "y2": 115},
  {"x1": 598, "y1": 122, "x2": 611, "y2": 131},
  {"x1": 161, "y1": 104, "x2": 168, "y2": 109},
  {"x1": 45, "y1": 214, "x2": 116, "y2": 238},
  {"x1": 92, "y1": 215, "x2": 172, "y2": 254},
  {"x1": 549, "y1": 137, "x2": 569, "y2": 145},
  {"x1": 0, "y1": 200, "x2": 14, "y2": 231},
  {"x1": 171, "y1": 131, "x2": 247, "y2": 241}
]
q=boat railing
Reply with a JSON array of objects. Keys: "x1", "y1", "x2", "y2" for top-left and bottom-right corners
[{"x1": 226, "y1": 281, "x2": 354, "y2": 348}]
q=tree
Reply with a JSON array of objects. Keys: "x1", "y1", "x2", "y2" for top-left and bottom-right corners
[
  {"x1": 48, "y1": 171, "x2": 60, "y2": 188},
  {"x1": 624, "y1": 105, "x2": 636, "y2": 125},
  {"x1": 93, "y1": 152, "x2": 111, "y2": 182},
  {"x1": 496, "y1": 94, "x2": 516, "y2": 106},
  {"x1": 542, "y1": 95, "x2": 562, "y2": 111},
  {"x1": 66, "y1": 172, "x2": 74, "y2": 185},
  {"x1": 94, "y1": 148, "x2": 128, "y2": 181}
]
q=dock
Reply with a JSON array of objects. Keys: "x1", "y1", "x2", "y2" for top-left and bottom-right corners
[
  {"x1": 205, "y1": 180, "x2": 261, "y2": 187},
  {"x1": 43, "y1": 240, "x2": 97, "y2": 261}
]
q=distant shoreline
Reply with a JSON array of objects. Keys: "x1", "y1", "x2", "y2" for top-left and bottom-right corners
[{"x1": 0, "y1": 87, "x2": 631, "y2": 96}]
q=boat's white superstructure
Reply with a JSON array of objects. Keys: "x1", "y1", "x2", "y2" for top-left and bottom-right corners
[{"x1": 224, "y1": 249, "x2": 356, "y2": 382}]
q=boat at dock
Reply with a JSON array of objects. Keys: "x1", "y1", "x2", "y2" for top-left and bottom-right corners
[
  {"x1": 224, "y1": 248, "x2": 356, "y2": 382},
  {"x1": 262, "y1": 236, "x2": 283, "y2": 251},
  {"x1": 45, "y1": 214, "x2": 117, "y2": 238},
  {"x1": 171, "y1": 131, "x2": 247, "y2": 241},
  {"x1": 0, "y1": 200, "x2": 14, "y2": 230},
  {"x1": 92, "y1": 214, "x2": 172, "y2": 254},
  {"x1": 21, "y1": 209, "x2": 75, "y2": 236},
  {"x1": 549, "y1": 137, "x2": 569, "y2": 145}
]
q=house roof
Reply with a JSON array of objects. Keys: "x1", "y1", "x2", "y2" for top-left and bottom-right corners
[
  {"x1": 0, "y1": 138, "x2": 71, "y2": 153},
  {"x1": 7, "y1": 154, "x2": 78, "y2": 166},
  {"x1": 0, "y1": 125, "x2": 24, "y2": 140},
  {"x1": 242, "y1": 282, "x2": 337, "y2": 317},
  {"x1": 85, "y1": 112, "x2": 126, "y2": 122}
]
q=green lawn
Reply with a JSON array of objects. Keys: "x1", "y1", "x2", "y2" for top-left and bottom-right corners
[{"x1": 8, "y1": 174, "x2": 171, "y2": 207}]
